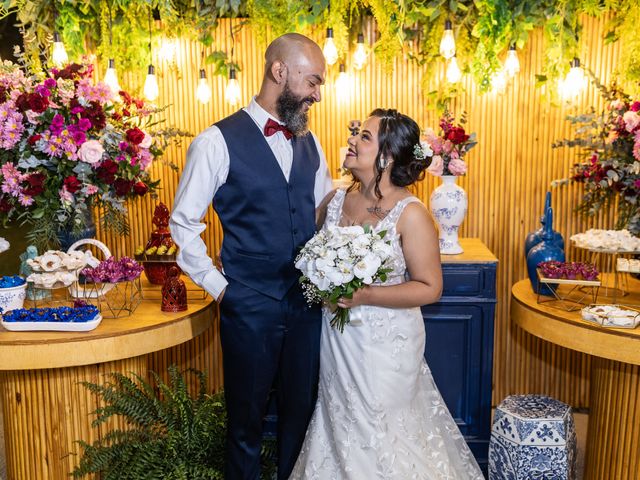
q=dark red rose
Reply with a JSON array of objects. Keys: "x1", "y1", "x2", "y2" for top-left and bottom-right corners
[
  {"x1": 113, "y1": 178, "x2": 134, "y2": 196},
  {"x1": 0, "y1": 196, "x2": 12, "y2": 213},
  {"x1": 27, "y1": 134, "x2": 42, "y2": 146},
  {"x1": 63, "y1": 176, "x2": 82, "y2": 193},
  {"x1": 96, "y1": 160, "x2": 119, "y2": 184},
  {"x1": 446, "y1": 126, "x2": 470, "y2": 145},
  {"x1": 28, "y1": 93, "x2": 49, "y2": 113},
  {"x1": 15, "y1": 93, "x2": 30, "y2": 112},
  {"x1": 126, "y1": 127, "x2": 145, "y2": 145},
  {"x1": 54, "y1": 63, "x2": 85, "y2": 80},
  {"x1": 132, "y1": 181, "x2": 148, "y2": 196},
  {"x1": 80, "y1": 102, "x2": 106, "y2": 130},
  {"x1": 22, "y1": 172, "x2": 46, "y2": 196}
]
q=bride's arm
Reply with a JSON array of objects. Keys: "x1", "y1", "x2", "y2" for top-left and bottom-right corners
[
  {"x1": 337, "y1": 201, "x2": 442, "y2": 309},
  {"x1": 315, "y1": 189, "x2": 338, "y2": 229}
]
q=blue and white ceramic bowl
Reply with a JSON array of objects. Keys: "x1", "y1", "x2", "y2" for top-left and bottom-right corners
[{"x1": 0, "y1": 280, "x2": 27, "y2": 313}]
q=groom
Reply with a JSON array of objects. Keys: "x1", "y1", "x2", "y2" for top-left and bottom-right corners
[{"x1": 170, "y1": 33, "x2": 331, "y2": 479}]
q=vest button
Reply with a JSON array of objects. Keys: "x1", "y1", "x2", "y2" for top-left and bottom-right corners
[
  {"x1": 291, "y1": 208, "x2": 296, "y2": 214},
  {"x1": 288, "y1": 185, "x2": 293, "y2": 191},
  {"x1": 293, "y1": 228, "x2": 299, "y2": 234}
]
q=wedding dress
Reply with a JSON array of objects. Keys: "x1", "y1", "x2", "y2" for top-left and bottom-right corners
[{"x1": 290, "y1": 189, "x2": 484, "y2": 480}]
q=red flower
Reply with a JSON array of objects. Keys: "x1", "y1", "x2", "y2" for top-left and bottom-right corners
[
  {"x1": 28, "y1": 93, "x2": 49, "y2": 113},
  {"x1": 63, "y1": 176, "x2": 82, "y2": 193},
  {"x1": 114, "y1": 178, "x2": 134, "y2": 196},
  {"x1": 27, "y1": 134, "x2": 42, "y2": 145},
  {"x1": 631, "y1": 101, "x2": 640, "y2": 112},
  {"x1": 22, "y1": 172, "x2": 46, "y2": 196},
  {"x1": 53, "y1": 63, "x2": 86, "y2": 81},
  {"x1": 126, "y1": 127, "x2": 145, "y2": 145},
  {"x1": 446, "y1": 126, "x2": 470, "y2": 145},
  {"x1": 96, "y1": 160, "x2": 118, "y2": 184},
  {"x1": 132, "y1": 181, "x2": 148, "y2": 196},
  {"x1": 81, "y1": 102, "x2": 106, "y2": 130},
  {"x1": 0, "y1": 196, "x2": 12, "y2": 213}
]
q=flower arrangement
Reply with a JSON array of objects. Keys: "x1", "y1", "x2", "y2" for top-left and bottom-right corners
[
  {"x1": 425, "y1": 110, "x2": 477, "y2": 177},
  {"x1": 0, "y1": 57, "x2": 186, "y2": 249},
  {"x1": 553, "y1": 80, "x2": 640, "y2": 235},
  {"x1": 81, "y1": 257, "x2": 143, "y2": 283},
  {"x1": 295, "y1": 224, "x2": 393, "y2": 332},
  {"x1": 537, "y1": 260, "x2": 599, "y2": 281}
]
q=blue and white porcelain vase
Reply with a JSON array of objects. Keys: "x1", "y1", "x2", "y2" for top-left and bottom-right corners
[{"x1": 430, "y1": 176, "x2": 467, "y2": 255}]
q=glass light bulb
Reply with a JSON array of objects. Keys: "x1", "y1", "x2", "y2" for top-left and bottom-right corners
[
  {"x1": 353, "y1": 34, "x2": 367, "y2": 70},
  {"x1": 491, "y1": 68, "x2": 507, "y2": 94},
  {"x1": 439, "y1": 21, "x2": 456, "y2": 59},
  {"x1": 196, "y1": 71, "x2": 212, "y2": 104},
  {"x1": 323, "y1": 28, "x2": 339, "y2": 66},
  {"x1": 504, "y1": 48, "x2": 520, "y2": 77},
  {"x1": 51, "y1": 33, "x2": 68, "y2": 67},
  {"x1": 143, "y1": 66, "x2": 159, "y2": 102},
  {"x1": 446, "y1": 57, "x2": 462, "y2": 83},
  {"x1": 335, "y1": 65, "x2": 349, "y2": 102},
  {"x1": 103, "y1": 59, "x2": 121, "y2": 97},
  {"x1": 225, "y1": 68, "x2": 241, "y2": 106},
  {"x1": 561, "y1": 58, "x2": 586, "y2": 100}
]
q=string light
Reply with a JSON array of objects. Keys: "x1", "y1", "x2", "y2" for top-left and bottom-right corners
[
  {"x1": 103, "y1": 5, "x2": 121, "y2": 97},
  {"x1": 51, "y1": 32, "x2": 68, "y2": 67},
  {"x1": 143, "y1": 7, "x2": 159, "y2": 102},
  {"x1": 446, "y1": 55, "x2": 462, "y2": 83},
  {"x1": 491, "y1": 68, "x2": 507, "y2": 94},
  {"x1": 225, "y1": 67, "x2": 241, "y2": 106},
  {"x1": 353, "y1": 33, "x2": 367, "y2": 70},
  {"x1": 559, "y1": 57, "x2": 586, "y2": 100},
  {"x1": 504, "y1": 45, "x2": 520, "y2": 77},
  {"x1": 335, "y1": 63, "x2": 349, "y2": 101},
  {"x1": 323, "y1": 27, "x2": 339, "y2": 66},
  {"x1": 439, "y1": 20, "x2": 456, "y2": 59},
  {"x1": 196, "y1": 68, "x2": 212, "y2": 104}
]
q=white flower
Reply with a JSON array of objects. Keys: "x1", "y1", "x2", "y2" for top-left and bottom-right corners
[
  {"x1": 0, "y1": 237, "x2": 9, "y2": 253},
  {"x1": 353, "y1": 253, "x2": 382, "y2": 284},
  {"x1": 78, "y1": 139, "x2": 105, "y2": 164}
]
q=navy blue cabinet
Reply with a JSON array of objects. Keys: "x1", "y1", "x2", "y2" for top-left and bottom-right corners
[{"x1": 421, "y1": 239, "x2": 498, "y2": 475}]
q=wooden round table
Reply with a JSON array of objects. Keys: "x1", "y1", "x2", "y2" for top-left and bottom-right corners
[
  {"x1": 0, "y1": 283, "x2": 214, "y2": 479},
  {"x1": 511, "y1": 277, "x2": 640, "y2": 480}
]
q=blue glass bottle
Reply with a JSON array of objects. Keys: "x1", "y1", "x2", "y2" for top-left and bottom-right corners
[
  {"x1": 526, "y1": 208, "x2": 566, "y2": 295},
  {"x1": 525, "y1": 192, "x2": 564, "y2": 257}
]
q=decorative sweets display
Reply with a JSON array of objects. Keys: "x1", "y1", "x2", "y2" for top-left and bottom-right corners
[
  {"x1": 617, "y1": 258, "x2": 640, "y2": 273},
  {"x1": 0, "y1": 275, "x2": 26, "y2": 288},
  {"x1": 81, "y1": 257, "x2": 143, "y2": 284},
  {"x1": 24, "y1": 249, "x2": 97, "y2": 288},
  {"x1": 581, "y1": 305, "x2": 640, "y2": 328},
  {"x1": 135, "y1": 203, "x2": 180, "y2": 284},
  {"x1": 2, "y1": 304, "x2": 99, "y2": 323},
  {"x1": 570, "y1": 229, "x2": 640, "y2": 252},
  {"x1": 538, "y1": 261, "x2": 599, "y2": 281}
]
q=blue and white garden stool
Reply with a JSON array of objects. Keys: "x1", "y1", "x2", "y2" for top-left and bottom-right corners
[{"x1": 488, "y1": 394, "x2": 577, "y2": 480}]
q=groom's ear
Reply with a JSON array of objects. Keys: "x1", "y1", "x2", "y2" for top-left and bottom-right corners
[{"x1": 271, "y1": 60, "x2": 287, "y2": 85}]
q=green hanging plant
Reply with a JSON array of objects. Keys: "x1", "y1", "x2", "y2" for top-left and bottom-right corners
[{"x1": 72, "y1": 365, "x2": 277, "y2": 480}]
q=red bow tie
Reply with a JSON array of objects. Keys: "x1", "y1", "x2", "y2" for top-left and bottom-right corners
[{"x1": 264, "y1": 118, "x2": 293, "y2": 140}]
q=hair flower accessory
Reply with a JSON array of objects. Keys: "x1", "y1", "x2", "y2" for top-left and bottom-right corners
[{"x1": 413, "y1": 141, "x2": 433, "y2": 160}]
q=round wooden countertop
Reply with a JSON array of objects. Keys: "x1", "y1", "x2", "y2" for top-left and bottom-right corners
[
  {"x1": 511, "y1": 277, "x2": 640, "y2": 366},
  {"x1": 0, "y1": 282, "x2": 215, "y2": 370}
]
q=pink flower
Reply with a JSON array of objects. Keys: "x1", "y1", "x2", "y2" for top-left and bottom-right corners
[
  {"x1": 83, "y1": 184, "x2": 99, "y2": 196},
  {"x1": 623, "y1": 111, "x2": 640, "y2": 132},
  {"x1": 59, "y1": 187, "x2": 73, "y2": 203},
  {"x1": 610, "y1": 100, "x2": 625, "y2": 110},
  {"x1": 139, "y1": 132, "x2": 153, "y2": 149},
  {"x1": 427, "y1": 155, "x2": 444, "y2": 176},
  {"x1": 631, "y1": 101, "x2": 640, "y2": 112},
  {"x1": 448, "y1": 158, "x2": 467, "y2": 176},
  {"x1": 18, "y1": 193, "x2": 33, "y2": 206},
  {"x1": 137, "y1": 149, "x2": 153, "y2": 170},
  {"x1": 78, "y1": 139, "x2": 105, "y2": 164}
]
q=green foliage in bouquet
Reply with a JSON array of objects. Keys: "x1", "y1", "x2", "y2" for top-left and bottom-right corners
[{"x1": 72, "y1": 365, "x2": 276, "y2": 480}]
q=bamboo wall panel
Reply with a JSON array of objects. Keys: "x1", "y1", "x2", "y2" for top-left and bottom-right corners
[{"x1": 95, "y1": 16, "x2": 627, "y2": 408}]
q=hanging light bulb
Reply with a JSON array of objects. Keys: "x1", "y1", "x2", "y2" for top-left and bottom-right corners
[
  {"x1": 225, "y1": 67, "x2": 241, "y2": 106},
  {"x1": 353, "y1": 33, "x2": 367, "y2": 70},
  {"x1": 491, "y1": 68, "x2": 507, "y2": 94},
  {"x1": 51, "y1": 32, "x2": 68, "y2": 67},
  {"x1": 446, "y1": 56, "x2": 462, "y2": 83},
  {"x1": 560, "y1": 57, "x2": 586, "y2": 100},
  {"x1": 335, "y1": 63, "x2": 349, "y2": 102},
  {"x1": 143, "y1": 65, "x2": 159, "y2": 101},
  {"x1": 103, "y1": 59, "x2": 121, "y2": 96},
  {"x1": 196, "y1": 69, "x2": 212, "y2": 104},
  {"x1": 504, "y1": 45, "x2": 520, "y2": 77},
  {"x1": 439, "y1": 20, "x2": 456, "y2": 60},
  {"x1": 323, "y1": 28, "x2": 339, "y2": 66}
]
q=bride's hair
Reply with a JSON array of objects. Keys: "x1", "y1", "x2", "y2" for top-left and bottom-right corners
[{"x1": 369, "y1": 108, "x2": 431, "y2": 198}]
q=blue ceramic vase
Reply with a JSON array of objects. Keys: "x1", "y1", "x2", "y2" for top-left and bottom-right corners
[
  {"x1": 525, "y1": 191, "x2": 564, "y2": 257},
  {"x1": 56, "y1": 209, "x2": 96, "y2": 251},
  {"x1": 526, "y1": 208, "x2": 566, "y2": 295}
]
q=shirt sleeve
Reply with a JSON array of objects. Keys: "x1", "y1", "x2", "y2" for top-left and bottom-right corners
[
  {"x1": 169, "y1": 126, "x2": 229, "y2": 300},
  {"x1": 311, "y1": 133, "x2": 334, "y2": 208}
]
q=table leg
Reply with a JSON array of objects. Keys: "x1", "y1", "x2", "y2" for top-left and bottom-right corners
[
  {"x1": 585, "y1": 357, "x2": 640, "y2": 480},
  {"x1": 0, "y1": 355, "x2": 148, "y2": 480}
]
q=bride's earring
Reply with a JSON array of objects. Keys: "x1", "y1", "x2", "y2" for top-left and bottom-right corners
[{"x1": 378, "y1": 156, "x2": 389, "y2": 170}]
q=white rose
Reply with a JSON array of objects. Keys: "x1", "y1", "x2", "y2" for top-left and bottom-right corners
[
  {"x1": 78, "y1": 139, "x2": 105, "y2": 164},
  {"x1": 139, "y1": 132, "x2": 153, "y2": 149}
]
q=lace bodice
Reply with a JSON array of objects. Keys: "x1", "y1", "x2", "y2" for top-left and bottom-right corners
[{"x1": 324, "y1": 189, "x2": 420, "y2": 286}]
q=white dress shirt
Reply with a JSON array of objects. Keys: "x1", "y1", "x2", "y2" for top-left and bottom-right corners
[{"x1": 170, "y1": 97, "x2": 333, "y2": 300}]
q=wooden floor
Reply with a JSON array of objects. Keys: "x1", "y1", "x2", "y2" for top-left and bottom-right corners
[{"x1": 0, "y1": 405, "x2": 588, "y2": 480}]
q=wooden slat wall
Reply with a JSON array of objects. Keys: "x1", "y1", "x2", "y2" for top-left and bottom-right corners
[{"x1": 97, "y1": 15, "x2": 626, "y2": 407}]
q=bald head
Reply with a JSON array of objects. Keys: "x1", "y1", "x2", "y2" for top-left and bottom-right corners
[{"x1": 265, "y1": 33, "x2": 323, "y2": 71}]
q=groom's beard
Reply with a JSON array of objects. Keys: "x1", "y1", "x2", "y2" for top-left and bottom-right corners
[{"x1": 276, "y1": 82, "x2": 314, "y2": 137}]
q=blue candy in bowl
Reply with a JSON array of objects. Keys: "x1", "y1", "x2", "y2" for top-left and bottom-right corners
[{"x1": 0, "y1": 275, "x2": 28, "y2": 313}]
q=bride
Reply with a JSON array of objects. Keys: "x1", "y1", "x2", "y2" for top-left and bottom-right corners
[{"x1": 289, "y1": 109, "x2": 484, "y2": 479}]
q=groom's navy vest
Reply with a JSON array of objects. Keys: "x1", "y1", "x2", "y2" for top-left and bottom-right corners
[{"x1": 214, "y1": 110, "x2": 319, "y2": 300}]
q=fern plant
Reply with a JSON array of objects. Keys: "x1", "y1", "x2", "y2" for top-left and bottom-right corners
[{"x1": 72, "y1": 365, "x2": 276, "y2": 480}]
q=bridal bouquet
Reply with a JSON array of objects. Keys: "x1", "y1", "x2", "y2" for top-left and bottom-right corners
[{"x1": 295, "y1": 225, "x2": 393, "y2": 332}]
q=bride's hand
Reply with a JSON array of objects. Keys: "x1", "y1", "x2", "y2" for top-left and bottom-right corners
[{"x1": 337, "y1": 286, "x2": 372, "y2": 308}]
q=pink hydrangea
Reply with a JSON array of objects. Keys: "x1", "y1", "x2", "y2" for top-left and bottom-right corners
[{"x1": 448, "y1": 158, "x2": 468, "y2": 175}]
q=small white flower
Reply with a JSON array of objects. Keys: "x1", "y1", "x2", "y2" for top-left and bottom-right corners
[{"x1": 78, "y1": 139, "x2": 105, "y2": 164}]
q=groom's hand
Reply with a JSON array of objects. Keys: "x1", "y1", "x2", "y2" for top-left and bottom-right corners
[{"x1": 217, "y1": 288, "x2": 225, "y2": 303}]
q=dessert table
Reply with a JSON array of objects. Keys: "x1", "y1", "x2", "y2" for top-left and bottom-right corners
[
  {"x1": 0, "y1": 280, "x2": 215, "y2": 479},
  {"x1": 511, "y1": 276, "x2": 640, "y2": 480}
]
